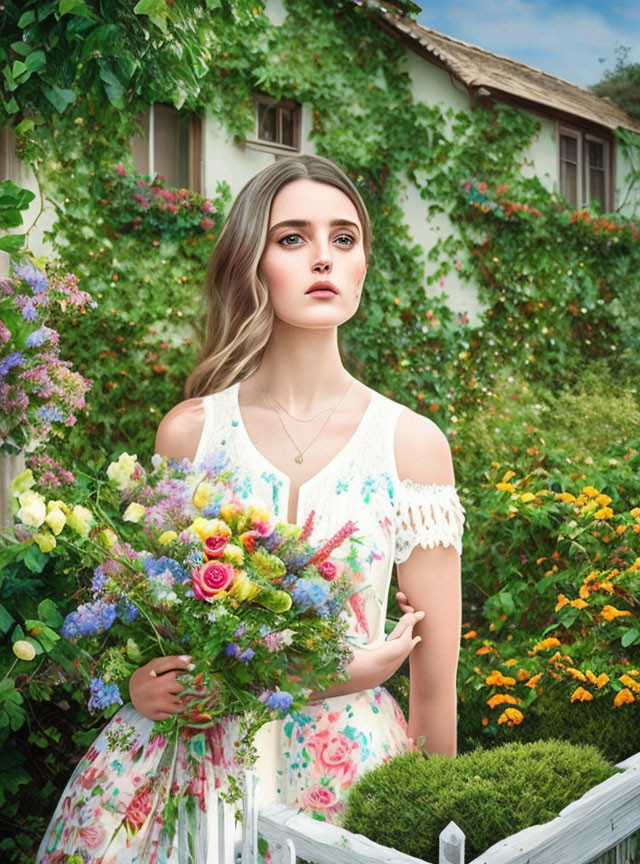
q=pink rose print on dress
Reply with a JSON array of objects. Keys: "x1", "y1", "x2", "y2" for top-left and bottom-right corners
[
  {"x1": 305, "y1": 729, "x2": 358, "y2": 788},
  {"x1": 124, "y1": 785, "x2": 154, "y2": 835},
  {"x1": 77, "y1": 822, "x2": 106, "y2": 849},
  {"x1": 317, "y1": 558, "x2": 345, "y2": 581},
  {"x1": 300, "y1": 783, "x2": 342, "y2": 819}
]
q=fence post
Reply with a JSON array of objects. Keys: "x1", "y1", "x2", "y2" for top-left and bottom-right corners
[
  {"x1": 439, "y1": 820, "x2": 465, "y2": 864},
  {"x1": 241, "y1": 769, "x2": 259, "y2": 864}
]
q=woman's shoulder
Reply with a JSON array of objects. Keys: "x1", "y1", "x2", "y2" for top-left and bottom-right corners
[
  {"x1": 374, "y1": 390, "x2": 453, "y2": 486},
  {"x1": 155, "y1": 396, "x2": 206, "y2": 462}
]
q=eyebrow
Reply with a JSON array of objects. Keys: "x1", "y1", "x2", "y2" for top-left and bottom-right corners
[{"x1": 268, "y1": 219, "x2": 361, "y2": 236}]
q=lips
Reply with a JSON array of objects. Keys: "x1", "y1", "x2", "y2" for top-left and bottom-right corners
[{"x1": 306, "y1": 281, "x2": 337, "y2": 294}]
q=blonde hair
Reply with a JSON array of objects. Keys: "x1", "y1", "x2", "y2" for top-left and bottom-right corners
[{"x1": 184, "y1": 154, "x2": 372, "y2": 398}]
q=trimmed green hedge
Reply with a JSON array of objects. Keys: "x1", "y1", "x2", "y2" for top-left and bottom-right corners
[{"x1": 342, "y1": 739, "x2": 619, "y2": 861}]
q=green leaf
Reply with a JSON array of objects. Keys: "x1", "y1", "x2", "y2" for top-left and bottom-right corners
[
  {"x1": 37, "y1": 599, "x2": 64, "y2": 629},
  {"x1": 41, "y1": 84, "x2": 77, "y2": 113},
  {"x1": 621, "y1": 628, "x2": 639, "y2": 648},
  {"x1": 17, "y1": 10, "x2": 36, "y2": 27},
  {"x1": 0, "y1": 235, "x2": 26, "y2": 255},
  {"x1": 59, "y1": 0, "x2": 95, "y2": 18},
  {"x1": 10, "y1": 42, "x2": 33, "y2": 58},
  {"x1": 25, "y1": 50, "x2": 46, "y2": 74},
  {"x1": 0, "y1": 604, "x2": 15, "y2": 635},
  {"x1": 133, "y1": 0, "x2": 168, "y2": 33},
  {"x1": 12, "y1": 60, "x2": 28, "y2": 78},
  {"x1": 20, "y1": 545, "x2": 48, "y2": 574}
]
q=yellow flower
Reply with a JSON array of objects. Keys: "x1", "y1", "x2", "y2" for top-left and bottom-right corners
[
  {"x1": 593, "y1": 506, "x2": 614, "y2": 520},
  {"x1": 191, "y1": 517, "x2": 232, "y2": 541},
  {"x1": 193, "y1": 482, "x2": 213, "y2": 510},
  {"x1": 485, "y1": 670, "x2": 516, "y2": 687},
  {"x1": 502, "y1": 470, "x2": 516, "y2": 483},
  {"x1": 570, "y1": 687, "x2": 593, "y2": 703},
  {"x1": 628, "y1": 558, "x2": 640, "y2": 572},
  {"x1": 613, "y1": 688, "x2": 635, "y2": 707},
  {"x1": 595, "y1": 494, "x2": 612, "y2": 506},
  {"x1": 221, "y1": 543, "x2": 245, "y2": 565},
  {"x1": 16, "y1": 490, "x2": 47, "y2": 528},
  {"x1": 159, "y1": 530, "x2": 178, "y2": 546},
  {"x1": 582, "y1": 486, "x2": 599, "y2": 498},
  {"x1": 97, "y1": 528, "x2": 118, "y2": 547},
  {"x1": 601, "y1": 605, "x2": 632, "y2": 622},
  {"x1": 598, "y1": 581, "x2": 614, "y2": 594},
  {"x1": 47, "y1": 499, "x2": 71, "y2": 516},
  {"x1": 33, "y1": 532, "x2": 56, "y2": 553},
  {"x1": 44, "y1": 507, "x2": 66, "y2": 535},
  {"x1": 525, "y1": 672, "x2": 543, "y2": 688},
  {"x1": 616, "y1": 525, "x2": 627, "y2": 535},
  {"x1": 578, "y1": 584, "x2": 591, "y2": 600},
  {"x1": 219, "y1": 502, "x2": 242, "y2": 522},
  {"x1": 496, "y1": 482, "x2": 516, "y2": 492},
  {"x1": 229, "y1": 571, "x2": 260, "y2": 602},
  {"x1": 123, "y1": 502, "x2": 146, "y2": 523},
  {"x1": 504, "y1": 658, "x2": 517, "y2": 666},
  {"x1": 520, "y1": 492, "x2": 536, "y2": 503},
  {"x1": 619, "y1": 674, "x2": 640, "y2": 694},
  {"x1": 555, "y1": 594, "x2": 570, "y2": 611},
  {"x1": 487, "y1": 693, "x2": 519, "y2": 709},
  {"x1": 532, "y1": 637, "x2": 562, "y2": 654},
  {"x1": 517, "y1": 668, "x2": 530, "y2": 681},
  {"x1": 583, "y1": 571, "x2": 599, "y2": 584},
  {"x1": 12, "y1": 640, "x2": 36, "y2": 662},
  {"x1": 585, "y1": 670, "x2": 609, "y2": 688},
  {"x1": 67, "y1": 504, "x2": 94, "y2": 537},
  {"x1": 630, "y1": 507, "x2": 640, "y2": 518},
  {"x1": 462, "y1": 630, "x2": 477, "y2": 639},
  {"x1": 491, "y1": 461, "x2": 500, "y2": 469},
  {"x1": 556, "y1": 492, "x2": 576, "y2": 503},
  {"x1": 497, "y1": 707, "x2": 523, "y2": 726},
  {"x1": 569, "y1": 598, "x2": 588, "y2": 609},
  {"x1": 106, "y1": 452, "x2": 138, "y2": 491},
  {"x1": 566, "y1": 668, "x2": 587, "y2": 682},
  {"x1": 11, "y1": 469, "x2": 35, "y2": 497}
]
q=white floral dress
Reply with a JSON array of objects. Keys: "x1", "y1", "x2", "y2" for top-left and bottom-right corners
[{"x1": 36, "y1": 382, "x2": 465, "y2": 864}]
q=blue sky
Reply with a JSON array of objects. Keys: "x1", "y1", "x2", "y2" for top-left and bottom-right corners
[{"x1": 416, "y1": 1, "x2": 640, "y2": 88}]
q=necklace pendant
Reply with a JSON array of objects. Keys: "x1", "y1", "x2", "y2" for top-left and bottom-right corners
[{"x1": 294, "y1": 454, "x2": 304, "y2": 464}]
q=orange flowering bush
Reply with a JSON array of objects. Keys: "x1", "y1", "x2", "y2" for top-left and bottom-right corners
[{"x1": 457, "y1": 438, "x2": 640, "y2": 745}]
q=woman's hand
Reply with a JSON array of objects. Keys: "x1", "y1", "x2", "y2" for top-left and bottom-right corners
[
  {"x1": 395, "y1": 590, "x2": 415, "y2": 614},
  {"x1": 308, "y1": 610, "x2": 425, "y2": 701},
  {"x1": 129, "y1": 655, "x2": 193, "y2": 721}
]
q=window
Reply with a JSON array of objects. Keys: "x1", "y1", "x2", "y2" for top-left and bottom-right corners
[
  {"x1": 247, "y1": 94, "x2": 301, "y2": 155},
  {"x1": 558, "y1": 126, "x2": 611, "y2": 211},
  {"x1": 130, "y1": 104, "x2": 202, "y2": 192}
]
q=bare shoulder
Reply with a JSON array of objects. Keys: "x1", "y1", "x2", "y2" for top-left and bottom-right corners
[
  {"x1": 393, "y1": 404, "x2": 455, "y2": 486},
  {"x1": 155, "y1": 397, "x2": 206, "y2": 462}
]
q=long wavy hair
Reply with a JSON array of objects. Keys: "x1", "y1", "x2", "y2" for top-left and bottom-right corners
[{"x1": 184, "y1": 154, "x2": 372, "y2": 398}]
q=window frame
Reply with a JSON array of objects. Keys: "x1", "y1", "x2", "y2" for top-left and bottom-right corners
[
  {"x1": 557, "y1": 123, "x2": 613, "y2": 212},
  {"x1": 246, "y1": 93, "x2": 302, "y2": 155},
  {"x1": 130, "y1": 103, "x2": 203, "y2": 192}
]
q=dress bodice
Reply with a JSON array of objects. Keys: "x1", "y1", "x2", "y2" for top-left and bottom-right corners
[{"x1": 193, "y1": 381, "x2": 465, "y2": 650}]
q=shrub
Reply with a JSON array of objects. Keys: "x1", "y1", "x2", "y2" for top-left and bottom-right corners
[{"x1": 342, "y1": 739, "x2": 618, "y2": 861}]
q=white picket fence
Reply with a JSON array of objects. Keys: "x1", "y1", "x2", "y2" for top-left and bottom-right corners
[{"x1": 212, "y1": 750, "x2": 640, "y2": 864}]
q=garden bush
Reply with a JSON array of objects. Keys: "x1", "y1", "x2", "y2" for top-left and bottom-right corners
[{"x1": 342, "y1": 739, "x2": 619, "y2": 861}]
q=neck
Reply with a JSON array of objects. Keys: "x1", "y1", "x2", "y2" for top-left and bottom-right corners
[{"x1": 247, "y1": 319, "x2": 353, "y2": 413}]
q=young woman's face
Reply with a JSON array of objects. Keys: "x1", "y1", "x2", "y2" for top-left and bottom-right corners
[{"x1": 258, "y1": 178, "x2": 368, "y2": 329}]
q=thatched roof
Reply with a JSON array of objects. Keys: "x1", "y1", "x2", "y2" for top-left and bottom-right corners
[{"x1": 365, "y1": 2, "x2": 640, "y2": 133}]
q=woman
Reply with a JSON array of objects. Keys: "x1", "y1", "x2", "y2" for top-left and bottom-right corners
[{"x1": 36, "y1": 154, "x2": 464, "y2": 863}]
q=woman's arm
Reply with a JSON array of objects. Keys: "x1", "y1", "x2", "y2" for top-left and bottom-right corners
[{"x1": 394, "y1": 410, "x2": 462, "y2": 757}]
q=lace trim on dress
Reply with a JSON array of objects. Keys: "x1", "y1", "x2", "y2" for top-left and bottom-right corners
[{"x1": 394, "y1": 479, "x2": 466, "y2": 564}]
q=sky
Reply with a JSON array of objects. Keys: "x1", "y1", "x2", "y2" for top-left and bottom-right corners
[{"x1": 416, "y1": 0, "x2": 640, "y2": 88}]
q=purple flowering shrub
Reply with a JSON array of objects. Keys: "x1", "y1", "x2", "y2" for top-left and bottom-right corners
[{"x1": 0, "y1": 259, "x2": 95, "y2": 454}]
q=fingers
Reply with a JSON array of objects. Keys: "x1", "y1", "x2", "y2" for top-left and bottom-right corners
[
  {"x1": 387, "y1": 610, "x2": 425, "y2": 641},
  {"x1": 395, "y1": 591, "x2": 415, "y2": 614},
  {"x1": 147, "y1": 655, "x2": 193, "y2": 676}
]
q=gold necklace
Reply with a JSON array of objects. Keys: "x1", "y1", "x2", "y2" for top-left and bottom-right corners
[{"x1": 257, "y1": 379, "x2": 354, "y2": 464}]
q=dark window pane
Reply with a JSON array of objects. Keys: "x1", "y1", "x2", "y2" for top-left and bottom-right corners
[
  {"x1": 281, "y1": 108, "x2": 294, "y2": 147},
  {"x1": 130, "y1": 111, "x2": 150, "y2": 175},
  {"x1": 154, "y1": 105, "x2": 189, "y2": 188},
  {"x1": 588, "y1": 167, "x2": 606, "y2": 208},
  {"x1": 587, "y1": 140, "x2": 604, "y2": 170},
  {"x1": 258, "y1": 103, "x2": 277, "y2": 142},
  {"x1": 560, "y1": 134, "x2": 577, "y2": 163},
  {"x1": 561, "y1": 160, "x2": 577, "y2": 206}
]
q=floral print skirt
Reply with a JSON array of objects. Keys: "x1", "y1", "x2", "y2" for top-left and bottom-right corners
[{"x1": 36, "y1": 687, "x2": 412, "y2": 864}]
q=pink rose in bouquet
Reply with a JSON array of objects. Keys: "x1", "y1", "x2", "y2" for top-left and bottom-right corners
[{"x1": 191, "y1": 560, "x2": 236, "y2": 601}]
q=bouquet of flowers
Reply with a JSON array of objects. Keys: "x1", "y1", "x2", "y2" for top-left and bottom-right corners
[{"x1": 11, "y1": 449, "x2": 361, "y2": 787}]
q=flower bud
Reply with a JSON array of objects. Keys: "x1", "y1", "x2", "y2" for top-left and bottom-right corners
[{"x1": 13, "y1": 640, "x2": 36, "y2": 662}]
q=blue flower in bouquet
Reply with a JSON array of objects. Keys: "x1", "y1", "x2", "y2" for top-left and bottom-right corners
[
  {"x1": 225, "y1": 642, "x2": 240, "y2": 658},
  {"x1": 267, "y1": 690, "x2": 293, "y2": 712},
  {"x1": 62, "y1": 600, "x2": 117, "y2": 641},
  {"x1": 88, "y1": 677, "x2": 123, "y2": 713},
  {"x1": 92, "y1": 564, "x2": 108, "y2": 595},
  {"x1": 144, "y1": 555, "x2": 188, "y2": 583},
  {"x1": 202, "y1": 504, "x2": 221, "y2": 518},
  {"x1": 14, "y1": 295, "x2": 38, "y2": 321},
  {"x1": 37, "y1": 404, "x2": 65, "y2": 423},
  {"x1": 117, "y1": 598, "x2": 140, "y2": 622},
  {"x1": 238, "y1": 648, "x2": 254, "y2": 665},
  {"x1": 197, "y1": 451, "x2": 229, "y2": 475},
  {"x1": 291, "y1": 578, "x2": 329, "y2": 611}
]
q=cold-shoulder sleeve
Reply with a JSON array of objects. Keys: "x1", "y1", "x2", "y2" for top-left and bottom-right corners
[{"x1": 394, "y1": 479, "x2": 466, "y2": 564}]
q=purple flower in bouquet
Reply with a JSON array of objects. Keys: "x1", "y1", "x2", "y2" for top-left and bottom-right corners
[
  {"x1": 144, "y1": 555, "x2": 188, "y2": 583},
  {"x1": 61, "y1": 600, "x2": 117, "y2": 641},
  {"x1": 88, "y1": 677, "x2": 123, "y2": 712},
  {"x1": 0, "y1": 351, "x2": 23, "y2": 377},
  {"x1": 25, "y1": 326, "x2": 48, "y2": 348},
  {"x1": 266, "y1": 690, "x2": 294, "y2": 712},
  {"x1": 291, "y1": 578, "x2": 330, "y2": 612}
]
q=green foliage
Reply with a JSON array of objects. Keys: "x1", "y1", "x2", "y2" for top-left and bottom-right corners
[
  {"x1": 343, "y1": 740, "x2": 618, "y2": 861},
  {"x1": 0, "y1": 179, "x2": 34, "y2": 254},
  {"x1": 590, "y1": 46, "x2": 640, "y2": 119}
]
